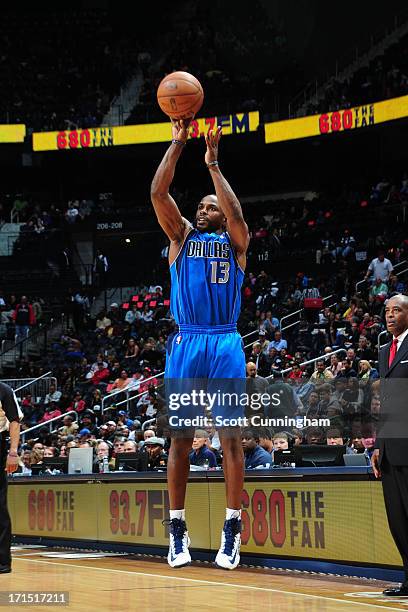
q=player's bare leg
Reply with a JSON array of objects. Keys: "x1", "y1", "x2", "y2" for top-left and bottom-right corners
[
  {"x1": 215, "y1": 428, "x2": 243, "y2": 570},
  {"x1": 165, "y1": 436, "x2": 193, "y2": 568}
]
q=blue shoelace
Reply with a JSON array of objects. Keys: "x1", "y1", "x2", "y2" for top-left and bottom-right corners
[
  {"x1": 164, "y1": 518, "x2": 187, "y2": 554},
  {"x1": 222, "y1": 518, "x2": 241, "y2": 556}
]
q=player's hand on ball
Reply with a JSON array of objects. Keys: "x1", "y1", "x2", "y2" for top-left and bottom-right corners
[
  {"x1": 171, "y1": 118, "x2": 193, "y2": 143},
  {"x1": 205, "y1": 126, "x2": 222, "y2": 165}
]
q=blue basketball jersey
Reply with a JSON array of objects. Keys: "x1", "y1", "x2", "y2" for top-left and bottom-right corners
[{"x1": 170, "y1": 229, "x2": 244, "y2": 326}]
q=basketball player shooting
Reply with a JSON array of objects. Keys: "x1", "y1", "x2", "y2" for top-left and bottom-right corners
[{"x1": 150, "y1": 119, "x2": 249, "y2": 569}]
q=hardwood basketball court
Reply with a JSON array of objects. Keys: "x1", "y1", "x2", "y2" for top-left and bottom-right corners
[{"x1": 5, "y1": 547, "x2": 408, "y2": 611}]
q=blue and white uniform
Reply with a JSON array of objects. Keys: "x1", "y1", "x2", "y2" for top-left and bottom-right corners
[{"x1": 166, "y1": 227, "x2": 246, "y2": 424}]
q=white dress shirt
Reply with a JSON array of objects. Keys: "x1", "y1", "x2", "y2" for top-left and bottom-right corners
[{"x1": 395, "y1": 328, "x2": 408, "y2": 352}]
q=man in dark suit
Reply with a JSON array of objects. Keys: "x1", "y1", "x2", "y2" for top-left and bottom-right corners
[
  {"x1": 372, "y1": 294, "x2": 408, "y2": 597},
  {"x1": 0, "y1": 382, "x2": 23, "y2": 573}
]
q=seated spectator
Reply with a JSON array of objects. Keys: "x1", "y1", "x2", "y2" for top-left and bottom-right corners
[
  {"x1": 68, "y1": 391, "x2": 86, "y2": 414},
  {"x1": 317, "y1": 384, "x2": 340, "y2": 416},
  {"x1": 292, "y1": 429, "x2": 303, "y2": 446},
  {"x1": 358, "y1": 360, "x2": 379, "y2": 381},
  {"x1": 96, "y1": 311, "x2": 111, "y2": 332},
  {"x1": 78, "y1": 412, "x2": 99, "y2": 436},
  {"x1": 189, "y1": 430, "x2": 217, "y2": 468},
  {"x1": 288, "y1": 362, "x2": 303, "y2": 381},
  {"x1": 19, "y1": 449, "x2": 32, "y2": 474},
  {"x1": 305, "y1": 427, "x2": 326, "y2": 445},
  {"x1": 85, "y1": 353, "x2": 108, "y2": 379},
  {"x1": 123, "y1": 338, "x2": 140, "y2": 364},
  {"x1": 123, "y1": 440, "x2": 137, "y2": 452},
  {"x1": 90, "y1": 362, "x2": 110, "y2": 389},
  {"x1": 356, "y1": 336, "x2": 375, "y2": 362},
  {"x1": 139, "y1": 368, "x2": 159, "y2": 394},
  {"x1": 21, "y1": 394, "x2": 42, "y2": 425},
  {"x1": 359, "y1": 312, "x2": 374, "y2": 334},
  {"x1": 38, "y1": 402, "x2": 62, "y2": 423},
  {"x1": 311, "y1": 359, "x2": 334, "y2": 383},
  {"x1": 58, "y1": 414, "x2": 79, "y2": 437},
  {"x1": 125, "y1": 304, "x2": 142, "y2": 326},
  {"x1": 262, "y1": 346, "x2": 280, "y2": 375},
  {"x1": 77, "y1": 427, "x2": 92, "y2": 442},
  {"x1": 326, "y1": 354, "x2": 343, "y2": 377},
  {"x1": 30, "y1": 448, "x2": 44, "y2": 467},
  {"x1": 143, "y1": 428, "x2": 156, "y2": 441},
  {"x1": 272, "y1": 431, "x2": 290, "y2": 451},
  {"x1": 242, "y1": 428, "x2": 272, "y2": 469},
  {"x1": 362, "y1": 432, "x2": 376, "y2": 463},
  {"x1": 258, "y1": 329, "x2": 270, "y2": 354},
  {"x1": 144, "y1": 437, "x2": 167, "y2": 470},
  {"x1": 337, "y1": 358, "x2": 357, "y2": 378},
  {"x1": 389, "y1": 273, "x2": 406, "y2": 294},
  {"x1": 87, "y1": 388, "x2": 103, "y2": 412},
  {"x1": 369, "y1": 277, "x2": 389, "y2": 304},
  {"x1": 44, "y1": 383, "x2": 62, "y2": 405},
  {"x1": 326, "y1": 428, "x2": 345, "y2": 445},
  {"x1": 340, "y1": 378, "x2": 364, "y2": 415},
  {"x1": 140, "y1": 303, "x2": 154, "y2": 325},
  {"x1": 63, "y1": 334, "x2": 84, "y2": 360},
  {"x1": 257, "y1": 427, "x2": 274, "y2": 454},
  {"x1": 304, "y1": 390, "x2": 320, "y2": 417},
  {"x1": 109, "y1": 370, "x2": 131, "y2": 392},
  {"x1": 102, "y1": 421, "x2": 119, "y2": 443},
  {"x1": 113, "y1": 436, "x2": 126, "y2": 456},
  {"x1": 95, "y1": 440, "x2": 115, "y2": 471},
  {"x1": 260, "y1": 310, "x2": 280, "y2": 335},
  {"x1": 267, "y1": 330, "x2": 287, "y2": 352},
  {"x1": 346, "y1": 348, "x2": 360, "y2": 373}
]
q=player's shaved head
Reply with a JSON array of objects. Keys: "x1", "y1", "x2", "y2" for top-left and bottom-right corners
[
  {"x1": 201, "y1": 194, "x2": 218, "y2": 204},
  {"x1": 196, "y1": 194, "x2": 226, "y2": 232}
]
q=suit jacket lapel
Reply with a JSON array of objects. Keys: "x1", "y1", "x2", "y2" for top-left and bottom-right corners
[{"x1": 387, "y1": 333, "x2": 408, "y2": 375}]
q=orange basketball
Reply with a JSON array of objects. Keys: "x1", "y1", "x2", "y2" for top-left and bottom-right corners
[{"x1": 157, "y1": 71, "x2": 204, "y2": 120}]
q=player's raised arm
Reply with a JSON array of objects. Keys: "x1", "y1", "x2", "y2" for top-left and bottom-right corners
[
  {"x1": 150, "y1": 120, "x2": 191, "y2": 243},
  {"x1": 205, "y1": 127, "x2": 249, "y2": 263}
]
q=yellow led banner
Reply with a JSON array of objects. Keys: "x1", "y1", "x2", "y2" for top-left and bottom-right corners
[
  {"x1": 97, "y1": 481, "x2": 211, "y2": 547},
  {"x1": 10, "y1": 482, "x2": 98, "y2": 540},
  {"x1": 210, "y1": 480, "x2": 401, "y2": 566},
  {"x1": 8, "y1": 476, "x2": 402, "y2": 568},
  {"x1": 0, "y1": 125, "x2": 26, "y2": 143},
  {"x1": 265, "y1": 94, "x2": 408, "y2": 143},
  {"x1": 32, "y1": 111, "x2": 260, "y2": 151}
]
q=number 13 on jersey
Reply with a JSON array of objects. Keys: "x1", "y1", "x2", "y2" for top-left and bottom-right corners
[{"x1": 210, "y1": 261, "x2": 230, "y2": 284}]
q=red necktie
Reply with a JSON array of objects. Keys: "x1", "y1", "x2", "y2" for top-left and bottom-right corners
[{"x1": 388, "y1": 338, "x2": 399, "y2": 367}]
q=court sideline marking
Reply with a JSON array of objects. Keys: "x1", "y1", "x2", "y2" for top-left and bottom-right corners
[{"x1": 15, "y1": 558, "x2": 404, "y2": 611}]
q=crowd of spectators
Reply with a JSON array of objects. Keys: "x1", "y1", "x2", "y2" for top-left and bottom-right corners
[
  {"x1": 8, "y1": 225, "x2": 403, "y2": 474},
  {"x1": 1, "y1": 160, "x2": 406, "y2": 475},
  {"x1": 0, "y1": 4, "x2": 405, "y2": 133},
  {"x1": 246, "y1": 172, "x2": 408, "y2": 268},
  {"x1": 127, "y1": 0, "x2": 298, "y2": 124},
  {"x1": 300, "y1": 32, "x2": 408, "y2": 117},
  {"x1": 0, "y1": 293, "x2": 47, "y2": 343},
  {"x1": 0, "y1": 10, "x2": 153, "y2": 130}
]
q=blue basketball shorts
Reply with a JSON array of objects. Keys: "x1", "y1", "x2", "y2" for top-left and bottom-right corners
[{"x1": 165, "y1": 323, "x2": 246, "y2": 427}]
